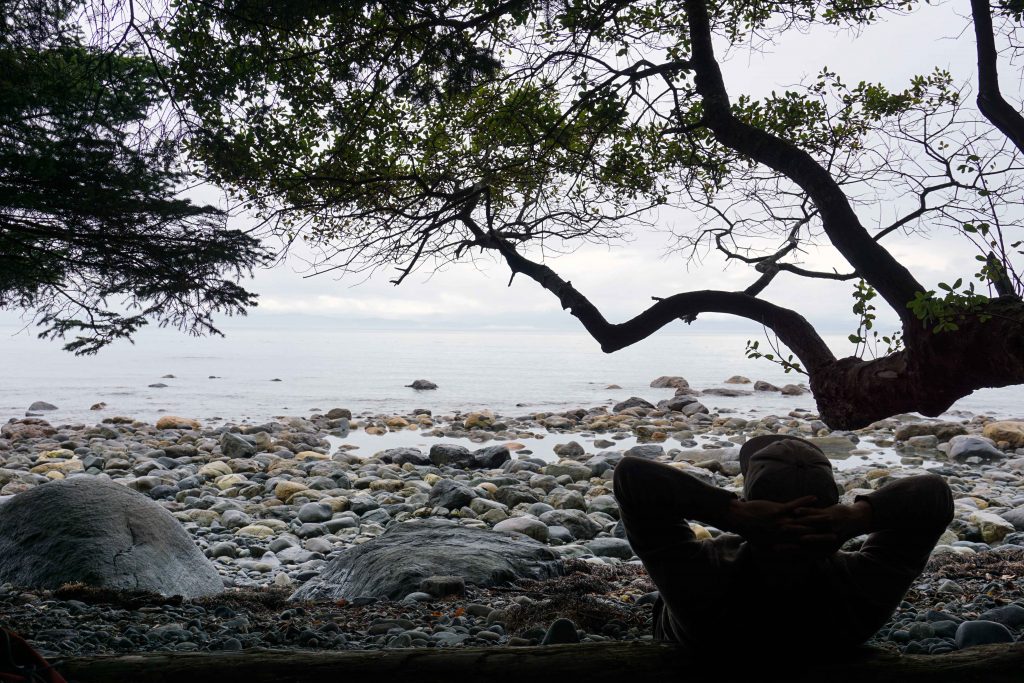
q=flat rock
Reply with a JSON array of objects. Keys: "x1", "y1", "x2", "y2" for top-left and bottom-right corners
[
  {"x1": 805, "y1": 436, "x2": 858, "y2": 459},
  {"x1": 0, "y1": 478, "x2": 222, "y2": 597},
  {"x1": 27, "y1": 401, "x2": 57, "y2": 411},
  {"x1": 894, "y1": 422, "x2": 967, "y2": 443},
  {"x1": 289, "y1": 519, "x2": 563, "y2": 601},
  {"x1": 701, "y1": 387, "x2": 752, "y2": 397}
]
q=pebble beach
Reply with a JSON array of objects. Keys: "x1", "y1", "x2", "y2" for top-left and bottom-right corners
[{"x1": 1, "y1": 374, "x2": 1023, "y2": 658}]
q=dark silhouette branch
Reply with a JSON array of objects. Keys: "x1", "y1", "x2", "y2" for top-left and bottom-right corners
[
  {"x1": 682, "y1": 0, "x2": 925, "y2": 322},
  {"x1": 460, "y1": 212, "x2": 836, "y2": 372},
  {"x1": 971, "y1": 0, "x2": 1024, "y2": 155}
]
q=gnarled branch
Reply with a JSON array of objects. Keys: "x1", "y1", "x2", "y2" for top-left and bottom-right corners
[
  {"x1": 681, "y1": 0, "x2": 924, "y2": 322},
  {"x1": 971, "y1": 0, "x2": 1024, "y2": 155}
]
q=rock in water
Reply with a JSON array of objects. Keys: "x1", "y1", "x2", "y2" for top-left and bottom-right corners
[
  {"x1": 0, "y1": 478, "x2": 223, "y2": 597},
  {"x1": 406, "y1": 379, "x2": 438, "y2": 390},
  {"x1": 27, "y1": 401, "x2": 57, "y2": 411},
  {"x1": 290, "y1": 518, "x2": 563, "y2": 601}
]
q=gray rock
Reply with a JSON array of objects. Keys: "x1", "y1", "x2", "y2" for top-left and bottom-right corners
[
  {"x1": 406, "y1": 379, "x2": 438, "y2": 390},
  {"x1": 290, "y1": 519, "x2": 563, "y2": 601},
  {"x1": 753, "y1": 381, "x2": 780, "y2": 392},
  {"x1": 377, "y1": 447, "x2": 430, "y2": 467},
  {"x1": 0, "y1": 478, "x2": 222, "y2": 597},
  {"x1": 493, "y1": 485, "x2": 540, "y2": 508},
  {"x1": 297, "y1": 502, "x2": 333, "y2": 524},
  {"x1": 587, "y1": 454, "x2": 621, "y2": 477},
  {"x1": 428, "y1": 479, "x2": 476, "y2": 510},
  {"x1": 587, "y1": 495, "x2": 619, "y2": 518},
  {"x1": 948, "y1": 435, "x2": 1004, "y2": 462},
  {"x1": 895, "y1": 422, "x2": 967, "y2": 443},
  {"x1": 1001, "y1": 506, "x2": 1024, "y2": 531},
  {"x1": 553, "y1": 441, "x2": 585, "y2": 458},
  {"x1": 547, "y1": 525, "x2": 575, "y2": 544},
  {"x1": 649, "y1": 376, "x2": 689, "y2": 389},
  {"x1": 538, "y1": 509, "x2": 602, "y2": 540},
  {"x1": 492, "y1": 516, "x2": 549, "y2": 542},
  {"x1": 220, "y1": 432, "x2": 257, "y2": 459},
  {"x1": 978, "y1": 604, "x2": 1024, "y2": 628},
  {"x1": 680, "y1": 402, "x2": 710, "y2": 417},
  {"x1": 585, "y1": 537, "x2": 633, "y2": 559},
  {"x1": 702, "y1": 387, "x2": 752, "y2": 397},
  {"x1": 613, "y1": 397, "x2": 655, "y2": 413},
  {"x1": 624, "y1": 445, "x2": 664, "y2": 460},
  {"x1": 429, "y1": 444, "x2": 476, "y2": 468},
  {"x1": 541, "y1": 618, "x2": 580, "y2": 645},
  {"x1": 954, "y1": 620, "x2": 1014, "y2": 648},
  {"x1": 419, "y1": 575, "x2": 465, "y2": 598},
  {"x1": 220, "y1": 509, "x2": 251, "y2": 529},
  {"x1": 658, "y1": 395, "x2": 699, "y2": 412},
  {"x1": 474, "y1": 445, "x2": 511, "y2": 469},
  {"x1": 27, "y1": 401, "x2": 57, "y2": 411},
  {"x1": 326, "y1": 408, "x2": 352, "y2": 420},
  {"x1": 544, "y1": 460, "x2": 592, "y2": 482},
  {"x1": 547, "y1": 489, "x2": 586, "y2": 511}
]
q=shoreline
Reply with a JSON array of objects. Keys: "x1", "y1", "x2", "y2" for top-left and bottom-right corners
[{"x1": 1, "y1": 396, "x2": 1023, "y2": 656}]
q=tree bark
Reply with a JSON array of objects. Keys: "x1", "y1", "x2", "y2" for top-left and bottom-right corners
[
  {"x1": 810, "y1": 297, "x2": 1024, "y2": 428},
  {"x1": 52, "y1": 642, "x2": 1024, "y2": 683}
]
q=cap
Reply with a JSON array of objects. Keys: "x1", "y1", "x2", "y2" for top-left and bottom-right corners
[{"x1": 739, "y1": 435, "x2": 838, "y2": 507}]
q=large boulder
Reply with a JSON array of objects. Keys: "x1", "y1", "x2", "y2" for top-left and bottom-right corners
[
  {"x1": 612, "y1": 397, "x2": 655, "y2": 413},
  {"x1": 894, "y1": 421, "x2": 967, "y2": 443},
  {"x1": 429, "y1": 444, "x2": 477, "y2": 468},
  {"x1": 0, "y1": 478, "x2": 223, "y2": 597},
  {"x1": 1, "y1": 419, "x2": 57, "y2": 442},
  {"x1": 377, "y1": 447, "x2": 430, "y2": 466},
  {"x1": 650, "y1": 376, "x2": 689, "y2": 389},
  {"x1": 948, "y1": 435, "x2": 1004, "y2": 462},
  {"x1": 982, "y1": 421, "x2": 1024, "y2": 448},
  {"x1": 289, "y1": 518, "x2": 564, "y2": 601}
]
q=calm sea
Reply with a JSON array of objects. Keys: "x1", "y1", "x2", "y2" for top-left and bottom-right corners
[{"x1": 2, "y1": 323, "x2": 1022, "y2": 428}]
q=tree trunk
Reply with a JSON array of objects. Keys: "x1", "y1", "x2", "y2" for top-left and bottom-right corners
[
  {"x1": 810, "y1": 298, "x2": 1024, "y2": 429},
  {"x1": 52, "y1": 642, "x2": 1024, "y2": 683}
]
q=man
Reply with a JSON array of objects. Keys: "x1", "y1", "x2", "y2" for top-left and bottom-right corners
[{"x1": 613, "y1": 434, "x2": 953, "y2": 655}]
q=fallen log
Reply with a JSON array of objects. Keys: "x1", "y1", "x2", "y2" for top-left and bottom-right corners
[{"x1": 53, "y1": 641, "x2": 1024, "y2": 683}]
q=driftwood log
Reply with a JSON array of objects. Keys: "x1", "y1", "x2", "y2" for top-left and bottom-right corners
[{"x1": 53, "y1": 642, "x2": 1024, "y2": 683}]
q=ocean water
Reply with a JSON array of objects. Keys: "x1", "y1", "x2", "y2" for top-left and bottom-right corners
[{"x1": 2, "y1": 323, "x2": 1022, "y2": 427}]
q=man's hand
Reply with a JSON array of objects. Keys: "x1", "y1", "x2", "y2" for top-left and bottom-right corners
[
  {"x1": 721, "y1": 498, "x2": 875, "y2": 558},
  {"x1": 721, "y1": 495, "x2": 818, "y2": 547},
  {"x1": 788, "y1": 500, "x2": 875, "y2": 553}
]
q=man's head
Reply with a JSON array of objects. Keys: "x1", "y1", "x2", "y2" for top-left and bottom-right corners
[{"x1": 739, "y1": 435, "x2": 838, "y2": 508}]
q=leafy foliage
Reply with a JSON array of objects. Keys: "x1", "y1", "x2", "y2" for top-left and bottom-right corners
[{"x1": 0, "y1": 0, "x2": 269, "y2": 353}]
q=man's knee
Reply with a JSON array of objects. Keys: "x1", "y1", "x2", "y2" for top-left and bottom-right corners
[{"x1": 612, "y1": 456, "x2": 657, "y2": 510}]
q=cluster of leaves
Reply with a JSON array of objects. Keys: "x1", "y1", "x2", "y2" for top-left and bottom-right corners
[
  {"x1": 744, "y1": 337, "x2": 805, "y2": 374},
  {"x1": 1, "y1": 0, "x2": 268, "y2": 353},
  {"x1": 849, "y1": 280, "x2": 902, "y2": 358},
  {"x1": 907, "y1": 278, "x2": 993, "y2": 333}
]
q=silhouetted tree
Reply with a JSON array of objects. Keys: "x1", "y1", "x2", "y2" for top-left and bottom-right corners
[
  {"x1": 0, "y1": 0, "x2": 269, "y2": 354},
  {"x1": 165, "y1": 0, "x2": 1024, "y2": 427}
]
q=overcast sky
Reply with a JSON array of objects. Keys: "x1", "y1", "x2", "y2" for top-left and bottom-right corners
[
  {"x1": 233, "y1": 2, "x2": 991, "y2": 337},
  {"x1": 5, "y1": 2, "x2": 1013, "y2": 351}
]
